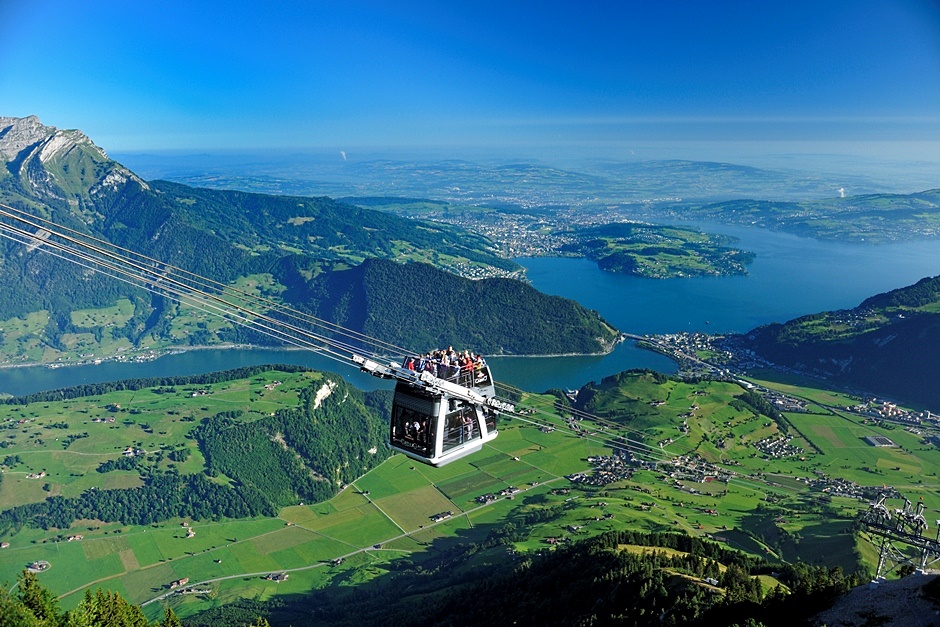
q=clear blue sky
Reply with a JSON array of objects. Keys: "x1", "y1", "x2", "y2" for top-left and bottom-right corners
[{"x1": 2, "y1": 0, "x2": 939, "y2": 155}]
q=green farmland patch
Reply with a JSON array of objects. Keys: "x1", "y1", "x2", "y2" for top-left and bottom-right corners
[
  {"x1": 0, "y1": 367, "x2": 935, "y2": 621},
  {"x1": 70, "y1": 299, "x2": 136, "y2": 329}
]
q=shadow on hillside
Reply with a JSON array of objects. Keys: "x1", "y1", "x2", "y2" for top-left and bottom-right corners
[
  {"x1": 198, "y1": 508, "x2": 549, "y2": 625},
  {"x1": 738, "y1": 507, "x2": 859, "y2": 572}
]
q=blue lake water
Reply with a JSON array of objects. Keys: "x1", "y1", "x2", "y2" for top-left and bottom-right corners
[
  {"x1": 1, "y1": 225, "x2": 939, "y2": 396},
  {"x1": 0, "y1": 348, "x2": 393, "y2": 397},
  {"x1": 520, "y1": 223, "x2": 940, "y2": 335}
]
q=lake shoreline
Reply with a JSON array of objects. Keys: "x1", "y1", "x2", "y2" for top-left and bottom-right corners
[
  {"x1": 1, "y1": 333, "x2": 628, "y2": 373},
  {"x1": 3, "y1": 231, "x2": 939, "y2": 397}
]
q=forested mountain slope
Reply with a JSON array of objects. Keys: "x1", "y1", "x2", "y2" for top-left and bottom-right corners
[
  {"x1": 0, "y1": 115, "x2": 613, "y2": 361},
  {"x1": 149, "y1": 181, "x2": 516, "y2": 271},
  {"x1": 742, "y1": 275, "x2": 940, "y2": 409},
  {"x1": 286, "y1": 257, "x2": 620, "y2": 354}
]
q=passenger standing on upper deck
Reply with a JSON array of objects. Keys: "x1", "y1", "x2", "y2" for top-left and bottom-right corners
[{"x1": 460, "y1": 352, "x2": 473, "y2": 385}]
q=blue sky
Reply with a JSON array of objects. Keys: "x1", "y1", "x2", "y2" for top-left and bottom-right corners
[{"x1": 1, "y1": 0, "x2": 939, "y2": 156}]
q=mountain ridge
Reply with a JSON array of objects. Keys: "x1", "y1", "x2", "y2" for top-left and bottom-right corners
[
  {"x1": 0, "y1": 115, "x2": 614, "y2": 363},
  {"x1": 740, "y1": 274, "x2": 940, "y2": 410}
]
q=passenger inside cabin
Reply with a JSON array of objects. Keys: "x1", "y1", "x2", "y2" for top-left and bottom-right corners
[{"x1": 391, "y1": 406, "x2": 431, "y2": 456}]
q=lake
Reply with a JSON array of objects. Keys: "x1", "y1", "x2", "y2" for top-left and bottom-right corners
[
  {"x1": 1, "y1": 225, "x2": 938, "y2": 396},
  {"x1": 520, "y1": 223, "x2": 940, "y2": 335}
]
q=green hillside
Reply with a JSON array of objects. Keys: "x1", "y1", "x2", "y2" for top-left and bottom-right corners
[
  {"x1": 0, "y1": 367, "x2": 901, "y2": 625},
  {"x1": 0, "y1": 365, "x2": 931, "y2": 624},
  {"x1": 742, "y1": 275, "x2": 940, "y2": 410},
  {"x1": 0, "y1": 116, "x2": 620, "y2": 365},
  {"x1": 691, "y1": 189, "x2": 940, "y2": 242},
  {"x1": 560, "y1": 222, "x2": 755, "y2": 278},
  {"x1": 0, "y1": 529, "x2": 863, "y2": 627},
  {"x1": 290, "y1": 257, "x2": 620, "y2": 355},
  {"x1": 0, "y1": 366, "x2": 389, "y2": 533}
]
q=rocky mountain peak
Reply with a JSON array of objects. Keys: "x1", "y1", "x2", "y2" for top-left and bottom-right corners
[
  {"x1": 0, "y1": 115, "x2": 56, "y2": 162},
  {"x1": 0, "y1": 114, "x2": 111, "y2": 165},
  {"x1": 0, "y1": 114, "x2": 146, "y2": 199}
]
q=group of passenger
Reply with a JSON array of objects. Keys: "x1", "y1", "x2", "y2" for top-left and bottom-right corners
[
  {"x1": 391, "y1": 403, "x2": 478, "y2": 457},
  {"x1": 403, "y1": 346, "x2": 486, "y2": 386},
  {"x1": 393, "y1": 407, "x2": 431, "y2": 452},
  {"x1": 455, "y1": 410, "x2": 476, "y2": 444}
]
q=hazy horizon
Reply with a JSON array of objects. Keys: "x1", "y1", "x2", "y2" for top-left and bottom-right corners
[{"x1": 3, "y1": 1, "x2": 939, "y2": 164}]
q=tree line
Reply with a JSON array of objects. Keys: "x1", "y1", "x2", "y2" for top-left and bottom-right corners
[
  {"x1": 0, "y1": 372, "x2": 391, "y2": 533},
  {"x1": 0, "y1": 570, "x2": 270, "y2": 627},
  {"x1": 194, "y1": 377, "x2": 390, "y2": 510}
]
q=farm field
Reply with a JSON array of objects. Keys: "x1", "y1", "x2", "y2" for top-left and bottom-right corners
[
  {"x1": 0, "y1": 274, "x2": 297, "y2": 369},
  {"x1": 0, "y1": 368, "x2": 935, "y2": 622}
]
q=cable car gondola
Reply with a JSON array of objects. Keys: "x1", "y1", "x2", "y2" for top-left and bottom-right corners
[{"x1": 353, "y1": 355, "x2": 514, "y2": 467}]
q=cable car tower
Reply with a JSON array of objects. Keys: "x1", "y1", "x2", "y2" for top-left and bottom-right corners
[
  {"x1": 859, "y1": 493, "x2": 940, "y2": 578},
  {"x1": 0, "y1": 203, "x2": 514, "y2": 467}
]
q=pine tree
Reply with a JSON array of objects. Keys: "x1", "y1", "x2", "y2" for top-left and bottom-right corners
[
  {"x1": 17, "y1": 570, "x2": 61, "y2": 626},
  {"x1": 160, "y1": 607, "x2": 183, "y2": 627},
  {"x1": 0, "y1": 584, "x2": 41, "y2": 626}
]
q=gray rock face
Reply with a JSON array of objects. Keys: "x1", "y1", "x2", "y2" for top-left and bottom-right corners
[
  {"x1": 0, "y1": 114, "x2": 110, "y2": 169},
  {"x1": 813, "y1": 572, "x2": 940, "y2": 626},
  {"x1": 0, "y1": 115, "x2": 55, "y2": 162},
  {"x1": 0, "y1": 115, "x2": 147, "y2": 205}
]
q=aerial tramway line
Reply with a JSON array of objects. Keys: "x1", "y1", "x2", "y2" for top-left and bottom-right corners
[
  {"x1": 0, "y1": 203, "x2": 724, "y2": 473},
  {"x1": 0, "y1": 202, "x2": 516, "y2": 466},
  {"x1": 0, "y1": 201, "x2": 771, "y2": 479}
]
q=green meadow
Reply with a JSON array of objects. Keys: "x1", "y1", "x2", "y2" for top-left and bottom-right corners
[{"x1": 0, "y1": 368, "x2": 934, "y2": 622}]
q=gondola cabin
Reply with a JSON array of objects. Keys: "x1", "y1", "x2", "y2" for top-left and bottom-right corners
[{"x1": 389, "y1": 363, "x2": 500, "y2": 467}]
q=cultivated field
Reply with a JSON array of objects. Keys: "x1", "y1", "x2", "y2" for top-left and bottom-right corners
[{"x1": 0, "y1": 369, "x2": 934, "y2": 622}]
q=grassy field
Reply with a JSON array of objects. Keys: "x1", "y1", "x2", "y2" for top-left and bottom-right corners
[
  {"x1": 0, "y1": 369, "x2": 934, "y2": 622},
  {"x1": 0, "y1": 274, "x2": 294, "y2": 368},
  {"x1": 70, "y1": 299, "x2": 136, "y2": 329},
  {"x1": 0, "y1": 310, "x2": 50, "y2": 365}
]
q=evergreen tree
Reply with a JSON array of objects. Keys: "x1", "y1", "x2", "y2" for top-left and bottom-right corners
[
  {"x1": 0, "y1": 584, "x2": 41, "y2": 626},
  {"x1": 17, "y1": 570, "x2": 61, "y2": 626},
  {"x1": 160, "y1": 607, "x2": 183, "y2": 627}
]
